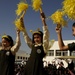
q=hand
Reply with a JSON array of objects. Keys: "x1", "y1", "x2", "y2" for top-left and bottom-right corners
[
  {"x1": 19, "y1": 16, "x2": 25, "y2": 32},
  {"x1": 55, "y1": 26, "x2": 62, "y2": 34},
  {"x1": 40, "y1": 12, "x2": 46, "y2": 21},
  {"x1": 40, "y1": 10, "x2": 47, "y2": 26},
  {"x1": 40, "y1": 9, "x2": 46, "y2": 21},
  {"x1": 16, "y1": 28, "x2": 20, "y2": 35},
  {"x1": 20, "y1": 17, "x2": 24, "y2": 26}
]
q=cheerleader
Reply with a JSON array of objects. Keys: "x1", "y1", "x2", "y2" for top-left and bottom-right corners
[
  {"x1": 0, "y1": 29, "x2": 21, "y2": 75},
  {"x1": 21, "y1": 10, "x2": 50, "y2": 75}
]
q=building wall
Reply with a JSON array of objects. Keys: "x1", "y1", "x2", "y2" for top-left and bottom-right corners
[
  {"x1": 43, "y1": 40, "x2": 75, "y2": 67},
  {"x1": 15, "y1": 50, "x2": 30, "y2": 63}
]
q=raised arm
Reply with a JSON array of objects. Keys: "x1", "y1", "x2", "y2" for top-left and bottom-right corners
[
  {"x1": 55, "y1": 25, "x2": 68, "y2": 50},
  {"x1": 11, "y1": 29, "x2": 21, "y2": 54},
  {"x1": 20, "y1": 17, "x2": 32, "y2": 49},
  {"x1": 40, "y1": 9, "x2": 46, "y2": 26},
  {"x1": 40, "y1": 10, "x2": 49, "y2": 53}
]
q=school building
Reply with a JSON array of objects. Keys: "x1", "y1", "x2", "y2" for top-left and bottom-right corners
[{"x1": 15, "y1": 40, "x2": 75, "y2": 66}]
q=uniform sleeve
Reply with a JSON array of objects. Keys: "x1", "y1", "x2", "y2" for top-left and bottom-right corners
[
  {"x1": 11, "y1": 34, "x2": 21, "y2": 54},
  {"x1": 68, "y1": 42, "x2": 75, "y2": 51},
  {"x1": 43, "y1": 26, "x2": 49, "y2": 53},
  {"x1": 22, "y1": 29, "x2": 32, "y2": 49}
]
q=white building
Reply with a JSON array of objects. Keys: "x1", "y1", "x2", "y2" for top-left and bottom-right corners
[
  {"x1": 15, "y1": 50, "x2": 30, "y2": 64},
  {"x1": 43, "y1": 40, "x2": 75, "y2": 67},
  {"x1": 15, "y1": 40, "x2": 75, "y2": 66}
]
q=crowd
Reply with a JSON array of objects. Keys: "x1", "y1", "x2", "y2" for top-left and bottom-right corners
[
  {"x1": 14, "y1": 59, "x2": 75, "y2": 75},
  {"x1": 14, "y1": 63, "x2": 24, "y2": 75},
  {"x1": 43, "y1": 59, "x2": 75, "y2": 75}
]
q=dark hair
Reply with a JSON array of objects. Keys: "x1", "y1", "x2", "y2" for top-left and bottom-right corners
[
  {"x1": 2, "y1": 35, "x2": 14, "y2": 47},
  {"x1": 32, "y1": 31, "x2": 43, "y2": 43},
  {"x1": 72, "y1": 22, "x2": 75, "y2": 27}
]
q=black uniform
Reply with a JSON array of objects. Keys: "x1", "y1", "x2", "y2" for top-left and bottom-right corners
[
  {"x1": 23, "y1": 45, "x2": 48, "y2": 75},
  {"x1": 0, "y1": 49, "x2": 15, "y2": 75}
]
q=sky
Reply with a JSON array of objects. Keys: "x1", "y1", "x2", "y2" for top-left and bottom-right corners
[{"x1": 0, "y1": 0, "x2": 75, "y2": 54}]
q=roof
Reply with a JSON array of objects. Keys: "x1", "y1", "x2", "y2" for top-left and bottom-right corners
[
  {"x1": 16, "y1": 50, "x2": 30, "y2": 57},
  {"x1": 50, "y1": 40, "x2": 75, "y2": 50}
]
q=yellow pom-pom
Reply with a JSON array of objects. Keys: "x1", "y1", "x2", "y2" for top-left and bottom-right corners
[
  {"x1": 50, "y1": 10, "x2": 67, "y2": 27},
  {"x1": 32, "y1": 0, "x2": 43, "y2": 11},
  {"x1": 14, "y1": 18, "x2": 25, "y2": 32},
  {"x1": 62, "y1": 0, "x2": 75, "y2": 20},
  {"x1": 15, "y1": 1, "x2": 28, "y2": 16}
]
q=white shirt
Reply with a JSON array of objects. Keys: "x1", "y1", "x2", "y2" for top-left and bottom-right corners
[{"x1": 23, "y1": 26, "x2": 50, "y2": 53}]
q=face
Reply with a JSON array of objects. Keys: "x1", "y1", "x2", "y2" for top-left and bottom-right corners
[
  {"x1": 34, "y1": 34, "x2": 42, "y2": 44},
  {"x1": 72, "y1": 27, "x2": 75, "y2": 36},
  {"x1": 2, "y1": 38, "x2": 10, "y2": 48}
]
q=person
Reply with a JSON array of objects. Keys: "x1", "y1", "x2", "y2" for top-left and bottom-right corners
[
  {"x1": 21, "y1": 9, "x2": 50, "y2": 75},
  {"x1": 67, "y1": 59, "x2": 74, "y2": 73},
  {"x1": 55, "y1": 22, "x2": 75, "y2": 51},
  {"x1": 0, "y1": 29, "x2": 21, "y2": 75},
  {"x1": 55, "y1": 23, "x2": 75, "y2": 74}
]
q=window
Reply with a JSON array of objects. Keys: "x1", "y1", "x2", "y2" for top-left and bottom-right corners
[
  {"x1": 47, "y1": 50, "x2": 54, "y2": 56},
  {"x1": 23, "y1": 57, "x2": 25, "y2": 60},
  {"x1": 62, "y1": 51, "x2": 68, "y2": 56},
  {"x1": 56, "y1": 50, "x2": 68, "y2": 56},
  {"x1": 71, "y1": 51, "x2": 75, "y2": 56},
  {"x1": 17, "y1": 56, "x2": 20, "y2": 59},
  {"x1": 56, "y1": 50, "x2": 61, "y2": 56}
]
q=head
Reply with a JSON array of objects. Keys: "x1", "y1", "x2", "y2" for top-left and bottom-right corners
[
  {"x1": 67, "y1": 59, "x2": 72, "y2": 64},
  {"x1": 1, "y1": 35, "x2": 14, "y2": 47},
  {"x1": 32, "y1": 31, "x2": 43, "y2": 44},
  {"x1": 72, "y1": 22, "x2": 75, "y2": 36}
]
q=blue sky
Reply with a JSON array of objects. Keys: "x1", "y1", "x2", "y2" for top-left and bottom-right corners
[{"x1": 0, "y1": 0, "x2": 75, "y2": 53}]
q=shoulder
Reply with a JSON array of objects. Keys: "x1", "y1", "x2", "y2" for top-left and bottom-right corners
[
  {"x1": 68, "y1": 42, "x2": 75, "y2": 47},
  {"x1": 68, "y1": 42, "x2": 75, "y2": 50}
]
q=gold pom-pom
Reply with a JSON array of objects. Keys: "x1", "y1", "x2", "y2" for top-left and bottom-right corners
[
  {"x1": 50, "y1": 9, "x2": 67, "y2": 27},
  {"x1": 32, "y1": 0, "x2": 43, "y2": 11},
  {"x1": 14, "y1": 18, "x2": 25, "y2": 32},
  {"x1": 15, "y1": 1, "x2": 28, "y2": 16},
  {"x1": 14, "y1": 1, "x2": 28, "y2": 32},
  {"x1": 62, "y1": 0, "x2": 75, "y2": 20}
]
